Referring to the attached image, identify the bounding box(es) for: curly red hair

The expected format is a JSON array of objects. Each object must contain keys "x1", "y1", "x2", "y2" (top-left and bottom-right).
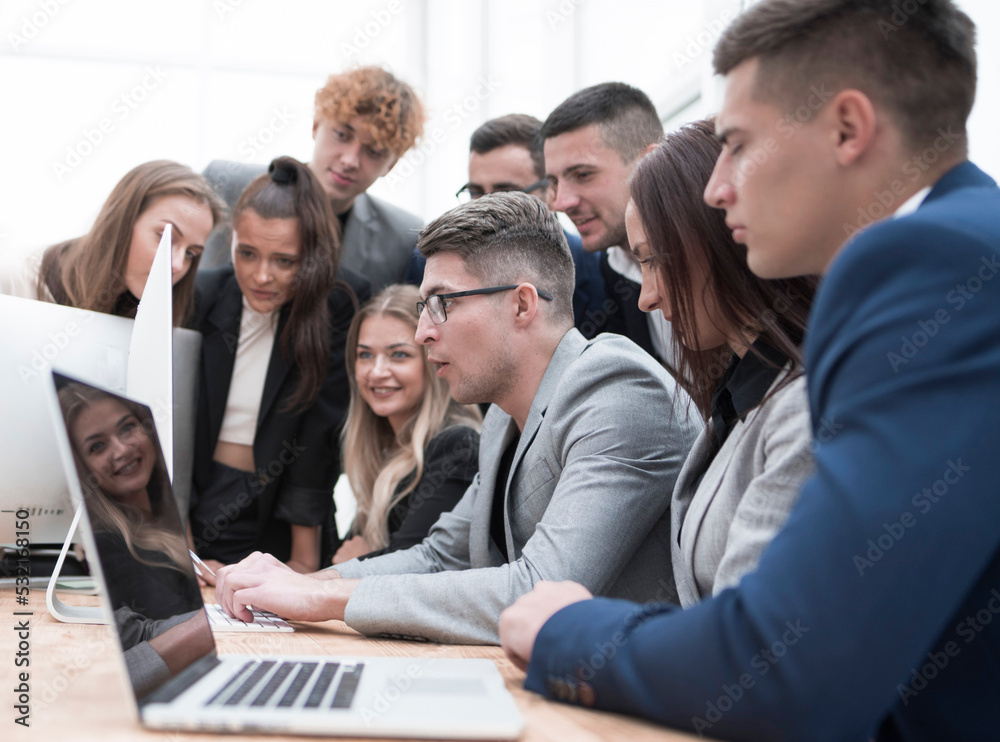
[{"x1": 314, "y1": 66, "x2": 424, "y2": 158}]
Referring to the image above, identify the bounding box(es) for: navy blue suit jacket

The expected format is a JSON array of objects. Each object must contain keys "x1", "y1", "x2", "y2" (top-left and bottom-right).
[
  {"x1": 525, "y1": 162, "x2": 1000, "y2": 741},
  {"x1": 404, "y1": 230, "x2": 607, "y2": 338}
]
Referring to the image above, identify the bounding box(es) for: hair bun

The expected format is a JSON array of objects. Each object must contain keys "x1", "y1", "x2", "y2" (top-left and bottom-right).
[{"x1": 268, "y1": 158, "x2": 298, "y2": 185}]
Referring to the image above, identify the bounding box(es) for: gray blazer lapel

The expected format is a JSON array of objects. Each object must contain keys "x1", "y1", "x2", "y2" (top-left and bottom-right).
[
  {"x1": 469, "y1": 410, "x2": 519, "y2": 566},
  {"x1": 501, "y1": 330, "x2": 588, "y2": 557},
  {"x1": 671, "y1": 427, "x2": 715, "y2": 605}
]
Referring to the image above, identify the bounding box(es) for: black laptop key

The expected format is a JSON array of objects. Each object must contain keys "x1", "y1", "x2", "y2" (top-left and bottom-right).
[
  {"x1": 206, "y1": 661, "x2": 256, "y2": 706},
  {"x1": 331, "y1": 664, "x2": 365, "y2": 709},
  {"x1": 224, "y1": 661, "x2": 276, "y2": 706},
  {"x1": 277, "y1": 662, "x2": 318, "y2": 707},
  {"x1": 304, "y1": 662, "x2": 340, "y2": 708},
  {"x1": 250, "y1": 662, "x2": 296, "y2": 707}
]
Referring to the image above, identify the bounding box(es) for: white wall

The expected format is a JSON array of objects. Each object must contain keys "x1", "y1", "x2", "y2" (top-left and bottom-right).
[{"x1": 0, "y1": 0, "x2": 996, "y2": 260}]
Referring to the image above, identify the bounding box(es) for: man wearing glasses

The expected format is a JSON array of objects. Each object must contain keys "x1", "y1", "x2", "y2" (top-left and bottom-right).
[
  {"x1": 406, "y1": 114, "x2": 607, "y2": 337},
  {"x1": 215, "y1": 191, "x2": 699, "y2": 645}
]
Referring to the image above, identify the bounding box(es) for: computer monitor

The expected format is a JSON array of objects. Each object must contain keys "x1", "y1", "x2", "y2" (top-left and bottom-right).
[{"x1": 0, "y1": 294, "x2": 200, "y2": 549}]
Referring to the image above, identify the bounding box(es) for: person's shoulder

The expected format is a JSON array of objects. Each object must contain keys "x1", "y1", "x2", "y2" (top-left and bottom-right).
[
  {"x1": 751, "y1": 371, "x2": 810, "y2": 431},
  {"x1": 578, "y1": 332, "x2": 670, "y2": 378},
  {"x1": 427, "y1": 424, "x2": 480, "y2": 454},
  {"x1": 330, "y1": 265, "x2": 372, "y2": 310},
  {"x1": 358, "y1": 193, "x2": 423, "y2": 232},
  {"x1": 193, "y1": 266, "x2": 237, "y2": 311},
  {"x1": 549, "y1": 331, "x2": 689, "y2": 418},
  {"x1": 423, "y1": 425, "x2": 480, "y2": 467}
]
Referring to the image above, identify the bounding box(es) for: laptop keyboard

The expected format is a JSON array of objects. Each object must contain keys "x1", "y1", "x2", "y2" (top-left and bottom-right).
[
  {"x1": 207, "y1": 660, "x2": 364, "y2": 710},
  {"x1": 204, "y1": 603, "x2": 293, "y2": 632}
]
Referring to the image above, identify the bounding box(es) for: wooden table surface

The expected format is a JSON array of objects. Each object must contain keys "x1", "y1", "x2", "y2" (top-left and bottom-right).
[{"x1": 2, "y1": 585, "x2": 702, "y2": 742}]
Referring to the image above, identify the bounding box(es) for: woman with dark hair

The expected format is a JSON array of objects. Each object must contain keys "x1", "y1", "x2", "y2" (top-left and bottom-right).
[
  {"x1": 189, "y1": 156, "x2": 370, "y2": 577},
  {"x1": 626, "y1": 118, "x2": 818, "y2": 606},
  {"x1": 334, "y1": 284, "x2": 481, "y2": 564},
  {"x1": 1, "y1": 160, "x2": 225, "y2": 327}
]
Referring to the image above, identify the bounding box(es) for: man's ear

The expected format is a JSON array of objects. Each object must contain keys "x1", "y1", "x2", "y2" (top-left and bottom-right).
[
  {"x1": 829, "y1": 89, "x2": 878, "y2": 167},
  {"x1": 312, "y1": 119, "x2": 320, "y2": 139},
  {"x1": 512, "y1": 283, "x2": 540, "y2": 327}
]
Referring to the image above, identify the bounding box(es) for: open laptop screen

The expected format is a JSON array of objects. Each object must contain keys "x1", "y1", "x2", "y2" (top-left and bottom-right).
[{"x1": 52, "y1": 371, "x2": 215, "y2": 699}]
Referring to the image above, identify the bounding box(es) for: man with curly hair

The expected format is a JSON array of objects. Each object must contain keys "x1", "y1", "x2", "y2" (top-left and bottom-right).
[{"x1": 203, "y1": 66, "x2": 425, "y2": 292}]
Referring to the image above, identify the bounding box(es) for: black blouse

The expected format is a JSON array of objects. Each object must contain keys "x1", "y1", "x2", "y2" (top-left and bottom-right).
[{"x1": 359, "y1": 425, "x2": 480, "y2": 559}]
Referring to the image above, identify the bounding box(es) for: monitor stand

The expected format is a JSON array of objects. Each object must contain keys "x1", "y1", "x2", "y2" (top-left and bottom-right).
[{"x1": 46, "y1": 508, "x2": 105, "y2": 624}]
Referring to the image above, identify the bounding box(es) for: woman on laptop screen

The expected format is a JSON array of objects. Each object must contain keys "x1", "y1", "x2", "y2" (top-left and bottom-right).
[
  {"x1": 333, "y1": 284, "x2": 481, "y2": 564},
  {"x1": 188, "y1": 156, "x2": 369, "y2": 578},
  {"x1": 58, "y1": 382, "x2": 201, "y2": 620},
  {"x1": 1, "y1": 161, "x2": 224, "y2": 327}
]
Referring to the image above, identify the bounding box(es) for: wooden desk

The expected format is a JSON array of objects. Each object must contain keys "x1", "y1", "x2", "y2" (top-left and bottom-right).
[{"x1": 2, "y1": 586, "x2": 700, "y2": 742}]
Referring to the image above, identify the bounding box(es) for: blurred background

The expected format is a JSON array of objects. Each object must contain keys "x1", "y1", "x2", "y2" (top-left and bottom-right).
[{"x1": 1, "y1": 0, "x2": 997, "y2": 259}]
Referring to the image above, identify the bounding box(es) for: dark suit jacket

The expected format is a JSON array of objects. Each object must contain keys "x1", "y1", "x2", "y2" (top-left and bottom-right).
[
  {"x1": 200, "y1": 160, "x2": 421, "y2": 293},
  {"x1": 598, "y1": 251, "x2": 657, "y2": 360},
  {"x1": 191, "y1": 267, "x2": 371, "y2": 563},
  {"x1": 526, "y1": 162, "x2": 1000, "y2": 741}
]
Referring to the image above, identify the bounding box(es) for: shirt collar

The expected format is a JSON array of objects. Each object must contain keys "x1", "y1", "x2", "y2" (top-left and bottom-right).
[{"x1": 893, "y1": 186, "x2": 932, "y2": 219}]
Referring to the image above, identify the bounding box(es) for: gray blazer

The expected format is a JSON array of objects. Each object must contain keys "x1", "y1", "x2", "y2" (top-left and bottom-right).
[
  {"x1": 670, "y1": 372, "x2": 814, "y2": 608},
  {"x1": 200, "y1": 160, "x2": 422, "y2": 292},
  {"x1": 335, "y1": 329, "x2": 702, "y2": 644}
]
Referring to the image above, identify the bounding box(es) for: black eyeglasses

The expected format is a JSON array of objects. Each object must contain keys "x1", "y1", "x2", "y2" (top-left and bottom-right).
[
  {"x1": 416, "y1": 285, "x2": 554, "y2": 324},
  {"x1": 455, "y1": 179, "x2": 551, "y2": 203}
]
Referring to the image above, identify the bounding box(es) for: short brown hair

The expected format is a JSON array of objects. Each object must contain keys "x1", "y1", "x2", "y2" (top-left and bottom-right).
[
  {"x1": 417, "y1": 191, "x2": 575, "y2": 325},
  {"x1": 314, "y1": 66, "x2": 424, "y2": 158},
  {"x1": 470, "y1": 114, "x2": 545, "y2": 180},
  {"x1": 713, "y1": 0, "x2": 976, "y2": 156},
  {"x1": 541, "y1": 82, "x2": 663, "y2": 164}
]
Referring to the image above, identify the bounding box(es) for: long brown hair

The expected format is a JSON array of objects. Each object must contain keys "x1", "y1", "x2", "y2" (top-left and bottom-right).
[
  {"x1": 232, "y1": 156, "x2": 341, "y2": 411},
  {"x1": 40, "y1": 160, "x2": 225, "y2": 326},
  {"x1": 629, "y1": 118, "x2": 817, "y2": 418},
  {"x1": 341, "y1": 285, "x2": 481, "y2": 550}
]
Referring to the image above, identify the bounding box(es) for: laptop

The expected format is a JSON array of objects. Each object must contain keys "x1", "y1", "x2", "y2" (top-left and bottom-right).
[{"x1": 47, "y1": 370, "x2": 524, "y2": 739}]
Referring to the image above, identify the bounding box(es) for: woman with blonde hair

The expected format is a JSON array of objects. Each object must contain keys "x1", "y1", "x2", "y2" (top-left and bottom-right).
[
  {"x1": 58, "y1": 382, "x2": 200, "y2": 620},
  {"x1": 2, "y1": 160, "x2": 224, "y2": 327},
  {"x1": 334, "y1": 284, "x2": 481, "y2": 563}
]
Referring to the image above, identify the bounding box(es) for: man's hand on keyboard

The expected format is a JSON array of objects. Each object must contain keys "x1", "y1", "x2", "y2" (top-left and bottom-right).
[{"x1": 216, "y1": 551, "x2": 359, "y2": 624}]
